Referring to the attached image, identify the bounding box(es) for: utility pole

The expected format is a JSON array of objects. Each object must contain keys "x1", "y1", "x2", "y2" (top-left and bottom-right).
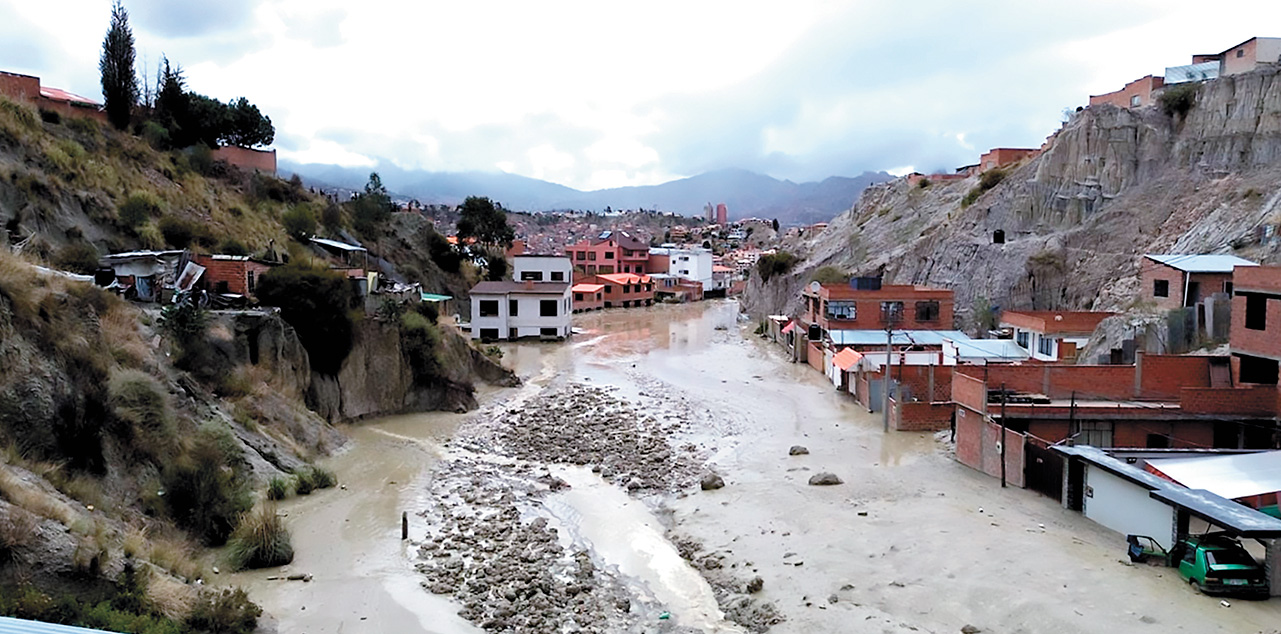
[
  {"x1": 1000, "y1": 382, "x2": 1008, "y2": 488},
  {"x1": 1067, "y1": 390, "x2": 1077, "y2": 445},
  {"x1": 882, "y1": 305, "x2": 900, "y2": 432}
]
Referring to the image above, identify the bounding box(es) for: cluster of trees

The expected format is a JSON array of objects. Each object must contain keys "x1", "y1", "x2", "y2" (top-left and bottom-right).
[{"x1": 99, "y1": 2, "x2": 273, "y2": 147}]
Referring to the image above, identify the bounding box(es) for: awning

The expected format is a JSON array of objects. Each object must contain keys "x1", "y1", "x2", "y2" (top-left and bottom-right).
[
  {"x1": 421, "y1": 293, "x2": 453, "y2": 302},
  {"x1": 1148, "y1": 451, "x2": 1281, "y2": 500},
  {"x1": 1150, "y1": 488, "x2": 1281, "y2": 537},
  {"x1": 834, "y1": 348, "x2": 863, "y2": 371},
  {"x1": 781, "y1": 320, "x2": 796, "y2": 334}
]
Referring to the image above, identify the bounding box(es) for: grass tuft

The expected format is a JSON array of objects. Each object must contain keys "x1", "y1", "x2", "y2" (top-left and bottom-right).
[{"x1": 226, "y1": 505, "x2": 294, "y2": 570}]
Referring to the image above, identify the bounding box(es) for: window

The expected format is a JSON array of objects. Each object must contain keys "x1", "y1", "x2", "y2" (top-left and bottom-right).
[
  {"x1": 604, "y1": 285, "x2": 613, "y2": 293},
  {"x1": 605, "y1": 251, "x2": 615, "y2": 259},
  {"x1": 1130, "y1": 94, "x2": 1141, "y2": 107},
  {"x1": 1237, "y1": 49, "x2": 1245, "y2": 58},
  {"x1": 880, "y1": 301, "x2": 904, "y2": 323},
  {"x1": 540, "y1": 299, "x2": 558, "y2": 317},
  {"x1": 574, "y1": 293, "x2": 583, "y2": 301},
  {"x1": 1238, "y1": 354, "x2": 1279, "y2": 384},
  {"x1": 915, "y1": 300, "x2": 940, "y2": 322},
  {"x1": 1077, "y1": 421, "x2": 1114, "y2": 447},
  {"x1": 551, "y1": 271, "x2": 564, "y2": 282},
  {"x1": 825, "y1": 300, "x2": 857, "y2": 320},
  {"x1": 1146, "y1": 433, "x2": 1169, "y2": 449},
  {"x1": 575, "y1": 252, "x2": 585, "y2": 260},
  {"x1": 1037, "y1": 335, "x2": 1054, "y2": 356},
  {"x1": 509, "y1": 299, "x2": 519, "y2": 316},
  {"x1": 1224, "y1": 281, "x2": 1233, "y2": 295},
  {"x1": 540, "y1": 327, "x2": 558, "y2": 337},
  {"x1": 1153, "y1": 279, "x2": 1169, "y2": 298},
  {"x1": 520, "y1": 271, "x2": 543, "y2": 281},
  {"x1": 479, "y1": 300, "x2": 499, "y2": 317},
  {"x1": 479, "y1": 328, "x2": 499, "y2": 340},
  {"x1": 1245, "y1": 294, "x2": 1267, "y2": 330},
  {"x1": 247, "y1": 271, "x2": 256, "y2": 294},
  {"x1": 1016, "y1": 331, "x2": 1030, "y2": 349},
  {"x1": 589, "y1": 252, "x2": 597, "y2": 261},
  {"x1": 509, "y1": 328, "x2": 518, "y2": 339}
]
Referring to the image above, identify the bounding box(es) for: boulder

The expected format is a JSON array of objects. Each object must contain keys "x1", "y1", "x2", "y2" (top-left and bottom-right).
[
  {"x1": 788, "y1": 445, "x2": 810, "y2": 456},
  {"x1": 808, "y1": 473, "x2": 843, "y2": 486},
  {"x1": 700, "y1": 473, "x2": 726, "y2": 490}
]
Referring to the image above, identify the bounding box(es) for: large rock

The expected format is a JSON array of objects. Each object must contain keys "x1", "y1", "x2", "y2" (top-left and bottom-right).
[
  {"x1": 700, "y1": 473, "x2": 726, "y2": 490},
  {"x1": 788, "y1": 445, "x2": 809, "y2": 456},
  {"x1": 808, "y1": 472, "x2": 843, "y2": 486}
]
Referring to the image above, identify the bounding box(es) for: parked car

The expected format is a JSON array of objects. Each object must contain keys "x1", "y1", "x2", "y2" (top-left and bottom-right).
[{"x1": 1173, "y1": 533, "x2": 1268, "y2": 598}]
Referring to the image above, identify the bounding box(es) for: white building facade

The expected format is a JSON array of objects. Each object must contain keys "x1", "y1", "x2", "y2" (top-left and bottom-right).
[
  {"x1": 513, "y1": 254, "x2": 572, "y2": 283},
  {"x1": 470, "y1": 281, "x2": 571, "y2": 341},
  {"x1": 650, "y1": 247, "x2": 714, "y2": 291}
]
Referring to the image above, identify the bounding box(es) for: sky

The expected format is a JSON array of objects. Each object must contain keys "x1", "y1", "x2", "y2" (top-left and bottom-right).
[{"x1": 5, "y1": 0, "x2": 1281, "y2": 191}]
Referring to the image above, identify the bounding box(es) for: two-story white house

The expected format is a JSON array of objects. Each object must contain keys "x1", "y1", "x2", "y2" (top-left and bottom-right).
[
  {"x1": 649, "y1": 247, "x2": 714, "y2": 291},
  {"x1": 513, "y1": 254, "x2": 572, "y2": 283},
  {"x1": 1000, "y1": 310, "x2": 1115, "y2": 363},
  {"x1": 469, "y1": 280, "x2": 572, "y2": 342}
]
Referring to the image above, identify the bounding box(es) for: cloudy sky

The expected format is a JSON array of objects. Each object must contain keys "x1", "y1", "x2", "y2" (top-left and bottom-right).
[{"x1": 5, "y1": 1, "x2": 1281, "y2": 190}]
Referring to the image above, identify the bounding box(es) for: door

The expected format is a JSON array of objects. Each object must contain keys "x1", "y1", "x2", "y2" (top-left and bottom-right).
[
  {"x1": 1024, "y1": 440, "x2": 1064, "y2": 501},
  {"x1": 868, "y1": 379, "x2": 883, "y2": 413}
]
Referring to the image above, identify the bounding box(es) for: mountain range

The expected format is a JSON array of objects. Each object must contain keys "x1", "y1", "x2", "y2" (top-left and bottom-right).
[{"x1": 281, "y1": 161, "x2": 892, "y2": 227}]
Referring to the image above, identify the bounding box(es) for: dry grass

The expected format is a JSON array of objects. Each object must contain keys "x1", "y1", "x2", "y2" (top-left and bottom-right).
[
  {"x1": 226, "y1": 504, "x2": 293, "y2": 570},
  {"x1": 147, "y1": 532, "x2": 206, "y2": 581},
  {"x1": 0, "y1": 504, "x2": 39, "y2": 561},
  {"x1": 0, "y1": 465, "x2": 79, "y2": 525},
  {"x1": 101, "y1": 302, "x2": 152, "y2": 367},
  {"x1": 145, "y1": 566, "x2": 198, "y2": 619}
]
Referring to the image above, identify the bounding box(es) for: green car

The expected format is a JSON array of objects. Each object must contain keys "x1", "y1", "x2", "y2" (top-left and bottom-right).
[{"x1": 1174, "y1": 533, "x2": 1269, "y2": 598}]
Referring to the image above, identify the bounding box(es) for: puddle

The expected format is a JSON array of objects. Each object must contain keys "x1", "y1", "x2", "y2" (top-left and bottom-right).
[{"x1": 543, "y1": 466, "x2": 746, "y2": 633}]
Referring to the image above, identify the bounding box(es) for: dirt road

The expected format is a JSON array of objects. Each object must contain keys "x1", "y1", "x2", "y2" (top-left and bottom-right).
[{"x1": 237, "y1": 300, "x2": 1281, "y2": 633}]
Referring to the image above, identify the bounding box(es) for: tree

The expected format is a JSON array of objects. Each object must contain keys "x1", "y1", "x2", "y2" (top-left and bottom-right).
[
  {"x1": 256, "y1": 262, "x2": 355, "y2": 375},
  {"x1": 772, "y1": 218, "x2": 780, "y2": 232},
  {"x1": 99, "y1": 1, "x2": 138, "y2": 130},
  {"x1": 456, "y1": 196, "x2": 514, "y2": 248},
  {"x1": 224, "y1": 97, "x2": 274, "y2": 147},
  {"x1": 281, "y1": 205, "x2": 317, "y2": 240},
  {"x1": 350, "y1": 172, "x2": 394, "y2": 235}
]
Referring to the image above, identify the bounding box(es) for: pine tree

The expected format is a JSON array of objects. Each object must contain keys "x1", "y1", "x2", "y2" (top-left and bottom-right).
[{"x1": 99, "y1": 1, "x2": 138, "y2": 130}]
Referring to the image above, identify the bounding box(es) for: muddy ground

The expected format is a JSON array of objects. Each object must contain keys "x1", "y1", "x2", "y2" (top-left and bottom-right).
[{"x1": 233, "y1": 300, "x2": 1281, "y2": 634}]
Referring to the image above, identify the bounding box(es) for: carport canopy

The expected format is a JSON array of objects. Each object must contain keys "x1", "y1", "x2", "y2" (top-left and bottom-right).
[{"x1": 1151, "y1": 487, "x2": 1281, "y2": 538}]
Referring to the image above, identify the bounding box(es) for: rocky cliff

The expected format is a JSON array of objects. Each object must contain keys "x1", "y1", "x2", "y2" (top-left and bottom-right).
[{"x1": 743, "y1": 67, "x2": 1281, "y2": 325}]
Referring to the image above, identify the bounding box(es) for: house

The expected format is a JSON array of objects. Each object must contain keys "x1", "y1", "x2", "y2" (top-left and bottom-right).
[
  {"x1": 189, "y1": 254, "x2": 276, "y2": 298},
  {"x1": 1165, "y1": 53, "x2": 1221, "y2": 84},
  {"x1": 577, "y1": 273, "x2": 654, "y2": 308},
  {"x1": 1217, "y1": 37, "x2": 1281, "y2": 77},
  {"x1": 0, "y1": 70, "x2": 107, "y2": 123},
  {"x1": 565, "y1": 231, "x2": 650, "y2": 276},
  {"x1": 1230, "y1": 265, "x2": 1281, "y2": 386},
  {"x1": 99, "y1": 250, "x2": 187, "y2": 302},
  {"x1": 649, "y1": 247, "x2": 714, "y2": 291},
  {"x1": 1088, "y1": 75, "x2": 1165, "y2": 109},
  {"x1": 801, "y1": 279, "x2": 954, "y2": 337},
  {"x1": 469, "y1": 280, "x2": 571, "y2": 341},
  {"x1": 651, "y1": 274, "x2": 704, "y2": 302},
  {"x1": 979, "y1": 148, "x2": 1038, "y2": 173},
  {"x1": 311, "y1": 237, "x2": 369, "y2": 275},
  {"x1": 1000, "y1": 310, "x2": 1116, "y2": 362},
  {"x1": 1142, "y1": 254, "x2": 1257, "y2": 310},
  {"x1": 571, "y1": 283, "x2": 604, "y2": 312},
  {"x1": 513, "y1": 254, "x2": 572, "y2": 283}
]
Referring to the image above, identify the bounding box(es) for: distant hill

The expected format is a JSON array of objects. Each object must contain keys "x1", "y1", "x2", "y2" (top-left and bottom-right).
[{"x1": 281, "y1": 161, "x2": 891, "y2": 226}]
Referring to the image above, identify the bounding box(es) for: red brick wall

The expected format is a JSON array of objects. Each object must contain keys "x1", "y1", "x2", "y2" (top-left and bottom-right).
[
  {"x1": 892, "y1": 400, "x2": 954, "y2": 431},
  {"x1": 212, "y1": 146, "x2": 276, "y2": 174},
  {"x1": 1141, "y1": 261, "x2": 1185, "y2": 311},
  {"x1": 955, "y1": 407, "x2": 1025, "y2": 487},
  {"x1": 1140, "y1": 355, "x2": 1210, "y2": 399},
  {"x1": 891, "y1": 363, "x2": 952, "y2": 402},
  {"x1": 807, "y1": 342, "x2": 824, "y2": 373},
  {"x1": 1181, "y1": 386, "x2": 1278, "y2": 416},
  {"x1": 1231, "y1": 266, "x2": 1281, "y2": 361},
  {"x1": 0, "y1": 71, "x2": 40, "y2": 102},
  {"x1": 952, "y1": 372, "x2": 988, "y2": 413},
  {"x1": 1088, "y1": 75, "x2": 1164, "y2": 109},
  {"x1": 1044, "y1": 365, "x2": 1135, "y2": 399}
]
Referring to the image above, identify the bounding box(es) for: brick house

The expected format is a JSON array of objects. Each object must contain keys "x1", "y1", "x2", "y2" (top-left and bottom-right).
[
  {"x1": 1231, "y1": 265, "x2": 1281, "y2": 387},
  {"x1": 0, "y1": 70, "x2": 107, "y2": 123},
  {"x1": 565, "y1": 231, "x2": 650, "y2": 276},
  {"x1": 1142, "y1": 254, "x2": 1257, "y2": 310},
  {"x1": 800, "y1": 280, "x2": 954, "y2": 335},
  {"x1": 1088, "y1": 74, "x2": 1165, "y2": 109},
  {"x1": 189, "y1": 254, "x2": 276, "y2": 297},
  {"x1": 1000, "y1": 310, "x2": 1115, "y2": 362},
  {"x1": 578, "y1": 273, "x2": 654, "y2": 308},
  {"x1": 571, "y1": 283, "x2": 604, "y2": 312},
  {"x1": 979, "y1": 148, "x2": 1038, "y2": 173},
  {"x1": 1218, "y1": 37, "x2": 1281, "y2": 77}
]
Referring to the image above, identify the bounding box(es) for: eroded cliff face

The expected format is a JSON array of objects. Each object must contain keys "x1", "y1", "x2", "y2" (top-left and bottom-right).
[
  {"x1": 744, "y1": 67, "x2": 1281, "y2": 325},
  {"x1": 225, "y1": 311, "x2": 517, "y2": 423}
]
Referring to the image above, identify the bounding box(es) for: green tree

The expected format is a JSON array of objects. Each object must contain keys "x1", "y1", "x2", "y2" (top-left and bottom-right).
[
  {"x1": 281, "y1": 205, "x2": 317, "y2": 240},
  {"x1": 456, "y1": 196, "x2": 514, "y2": 248},
  {"x1": 256, "y1": 262, "x2": 355, "y2": 375},
  {"x1": 99, "y1": 1, "x2": 138, "y2": 130},
  {"x1": 771, "y1": 218, "x2": 779, "y2": 232},
  {"x1": 224, "y1": 97, "x2": 274, "y2": 147},
  {"x1": 349, "y1": 172, "x2": 394, "y2": 235}
]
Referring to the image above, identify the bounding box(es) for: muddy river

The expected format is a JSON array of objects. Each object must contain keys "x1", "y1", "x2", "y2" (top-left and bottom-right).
[{"x1": 231, "y1": 300, "x2": 1281, "y2": 633}]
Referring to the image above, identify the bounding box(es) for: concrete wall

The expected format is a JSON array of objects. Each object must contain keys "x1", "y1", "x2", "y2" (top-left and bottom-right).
[
  {"x1": 514, "y1": 256, "x2": 572, "y2": 283},
  {"x1": 1083, "y1": 466, "x2": 1175, "y2": 548}
]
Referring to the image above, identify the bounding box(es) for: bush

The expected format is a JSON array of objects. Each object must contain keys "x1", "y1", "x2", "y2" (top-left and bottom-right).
[
  {"x1": 266, "y1": 476, "x2": 292, "y2": 501},
  {"x1": 916, "y1": 177, "x2": 930, "y2": 188},
  {"x1": 321, "y1": 201, "x2": 343, "y2": 230},
  {"x1": 218, "y1": 238, "x2": 249, "y2": 256},
  {"x1": 424, "y1": 228, "x2": 462, "y2": 273},
  {"x1": 226, "y1": 505, "x2": 294, "y2": 570},
  {"x1": 256, "y1": 262, "x2": 356, "y2": 375},
  {"x1": 756, "y1": 252, "x2": 797, "y2": 282},
  {"x1": 809, "y1": 266, "x2": 847, "y2": 285},
  {"x1": 54, "y1": 242, "x2": 101, "y2": 274},
  {"x1": 281, "y1": 205, "x2": 317, "y2": 240},
  {"x1": 1159, "y1": 83, "x2": 1199, "y2": 118},
  {"x1": 141, "y1": 121, "x2": 170, "y2": 149},
  {"x1": 0, "y1": 507, "x2": 38, "y2": 563},
  {"x1": 293, "y1": 470, "x2": 315, "y2": 496},
  {"x1": 185, "y1": 588, "x2": 261, "y2": 634},
  {"x1": 118, "y1": 191, "x2": 163, "y2": 229},
  {"x1": 107, "y1": 368, "x2": 174, "y2": 460},
  {"x1": 158, "y1": 216, "x2": 195, "y2": 248},
  {"x1": 400, "y1": 310, "x2": 442, "y2": 382},
  {"x1": 162, "y1": 425, "x2": 252, "y2": 546},
  {"x1": 962, "y1": 168, "x2": 1007, "y2": 208}
]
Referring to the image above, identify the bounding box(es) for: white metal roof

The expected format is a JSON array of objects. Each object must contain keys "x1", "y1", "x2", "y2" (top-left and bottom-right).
[
  {"x1": 0, "y1": 616, "x2": 116, "y2": 633},
  {"x1": 310, "y1": 237, "x2": 367, "y2": 252},
  {"x1": 948, "y1": 338, "x2": 1031, "y2": 361},
  {"x1": 829, "y1": 329, "x2": 971, "y2": 346},
  {"x1": 1144, "y1": 254, "x2": 1258, "y2": 273},
  {"x1": 1147, "y1": 451, "x2": 1281, "y2": 500}
]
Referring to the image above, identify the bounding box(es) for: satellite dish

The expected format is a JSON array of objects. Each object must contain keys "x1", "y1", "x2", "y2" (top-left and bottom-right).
[{"x1": 809, "y1": 281, "x2": 822, "y2": 293}]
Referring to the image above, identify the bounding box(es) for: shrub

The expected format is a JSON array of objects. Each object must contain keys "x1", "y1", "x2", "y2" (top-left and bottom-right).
[
  {"x1": 141, "y1": 121, "x2": 170, "y2": 149},
  {"x1": 310, "y1": 466, "x2": 337, "y2": 489},
  {"x1": 0, "y1": 506, "x2": 38, "y2": 563},
  {"x1": 107, "y1": 368, "x2": 174, "y2": 460},
  {"x1": 184, "y1": 588, "x2": 261, "y2": 634},
  {"x1": 809, "y1": 266, "x2": 847, "y2": 285},
  {"x1": 424, "y1": 228, "x2": 461, "y2": 273},
  {"x1": 400, "y1": 310, "x2": 442, "y2": 382},
  {"x1": 281, "y1": 205, "x2": 317, "y2": 240},
  {"x1": 226, "y1": 505, "x2": 294, "y2": 570},
  {"x1": 266, "y1": 476, "x2": 292, "y2": 501},
  {"x1": 1159, "y1": 83, "x2": 1199, "y2": 118},
  {"x1": 218, "y1": 238, "x2": 249, "y2": 256},
  {"x1": 293, "y1": 470, "x2": 315, "y2": 496},
  {"x1": 962, "y1": 168, "x2": 1007, "y2": 208},
  {"x1": 158, "y1": 216, "x2": 195, "y2": 248},
  {"x1": 916, "y1": 177, "x2": 930, "y2": 189},
  {"x1": 251, "y1": 173, "x2": 306, "y2": 204},
  {"x1": 321, "y1": 201, "x2": 343, "y2": 229},
  {"x1": 54, "y1": 242, "x2": 101, "y2": 274},
  {"x1": 256, "y1": 262, "x2": 356, "y2": 375},
  {"x1": 65, "y1": 116, "x2": 101, "y2": 137},
  {"x1": 118, "y1": 191, "x2": 163, "y2": 229},
  {"x1": 756, "y1": 252, "x2": 797, "y2": 282},
  {"x1": 162, "y1": 426, "x2": 252, "y2": 546},
  {"x1": 138, "y1": 222, "x2": 165, "y2": 249}
]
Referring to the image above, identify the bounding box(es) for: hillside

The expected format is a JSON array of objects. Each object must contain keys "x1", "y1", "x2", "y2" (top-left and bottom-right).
[
  {"x1": 284, "y1": 160, "x2": 891, "y2": 226},
  {"x1": 743, "y1": 68, "x2": 1281, "y2": 327},
  {"x1": 0, "y1": 96, "x2": 514, "y2": 629}
]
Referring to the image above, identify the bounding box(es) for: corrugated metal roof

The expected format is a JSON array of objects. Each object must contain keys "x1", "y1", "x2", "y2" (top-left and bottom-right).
[
  {"x1": 1147, "y1": 451, "x2": 1281, "y2": 500},
  {"x1": 1144, "y1": 254, "x2": 1258, "y2": 273},
  {"x1": 38, "y1": 87, "x2": 100, "y2": 106},
  {"x1": 833, "y1": 348, "x2": 862, "y2": 371},
  {"x1": 0, "y1": 616, "x2": 116, "y2": 633},
  {"x1": 828, "y1": 329, "x2": 971, "y2": 346},
  {"x1": 310, "y1": 237, "x2": 366, "y2": 252},
  {"x1": 420, "y1": 293, "x2": 452, "y2": 302},
  {"x1": 949, "y1": 338, "x2": 1030, "y2": 360}
]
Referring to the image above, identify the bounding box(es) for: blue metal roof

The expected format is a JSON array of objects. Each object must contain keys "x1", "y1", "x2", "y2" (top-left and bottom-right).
[{"x1": 0, "y1": 616, "x2": 117, "y2": 633}]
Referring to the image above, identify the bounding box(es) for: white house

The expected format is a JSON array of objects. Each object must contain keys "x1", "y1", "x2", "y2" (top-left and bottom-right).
[
  {"x1": 470, "y1": 280, "x2": 572, "y2": 341},
  {"x1": 650, "y1": 247, "x2": 714, "y2": 290},
  {"x1": 512, "y1": 254, "x2": 572, "y2": 283}
]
